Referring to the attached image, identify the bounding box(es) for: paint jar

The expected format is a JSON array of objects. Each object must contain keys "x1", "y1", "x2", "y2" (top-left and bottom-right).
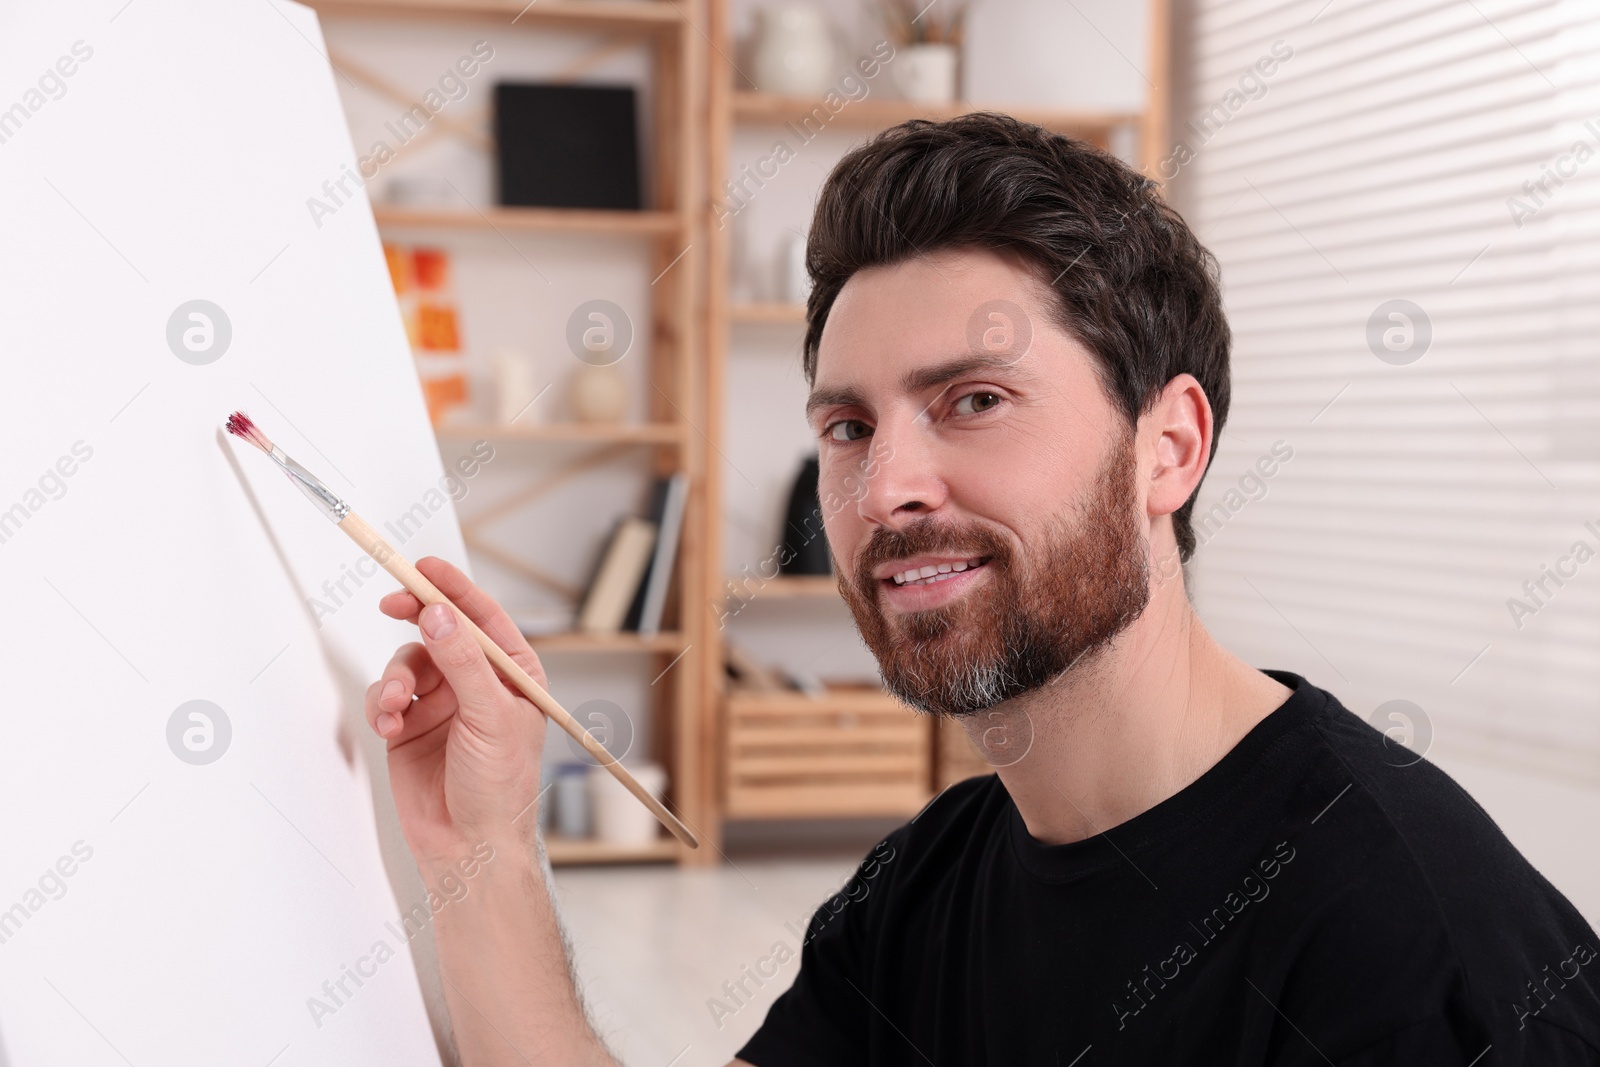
[{"x1": 592, "y1": 762, "x2": 667, "y2": 846}]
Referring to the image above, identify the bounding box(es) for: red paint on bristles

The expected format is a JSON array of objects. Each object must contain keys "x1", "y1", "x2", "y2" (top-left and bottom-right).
[{"x1": 225, "y1": 411, "x2": 274, "y2": 454}]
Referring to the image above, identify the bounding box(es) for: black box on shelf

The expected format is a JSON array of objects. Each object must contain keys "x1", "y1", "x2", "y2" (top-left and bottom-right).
[{"x1": 493, "y1": 82, "x2": 641, "y2": 210}]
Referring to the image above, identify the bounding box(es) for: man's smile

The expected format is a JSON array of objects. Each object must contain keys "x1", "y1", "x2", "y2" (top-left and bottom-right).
[{"x1": 878, "y1": 555, "x2": 993, "y2": 611}]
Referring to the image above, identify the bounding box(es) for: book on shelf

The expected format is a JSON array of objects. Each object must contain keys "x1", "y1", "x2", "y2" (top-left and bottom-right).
[
  {"x1": 577, "y1": 515, "x2": 658, "y2": 634},
  {"x1": 511, "y1": 604, "x2": 577, "y2": 637},
  {"x1": 622, "y1": 471, "x2": 689, "y2": 636}
]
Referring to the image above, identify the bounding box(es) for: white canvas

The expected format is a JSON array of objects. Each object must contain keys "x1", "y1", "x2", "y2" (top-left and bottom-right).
[{"x1": 0, "y1": 2, "x2": 465, "y2": 1062}]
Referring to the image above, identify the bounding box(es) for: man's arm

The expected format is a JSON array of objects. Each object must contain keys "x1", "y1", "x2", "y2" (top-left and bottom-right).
[
  {"x1": 426, "y1": 836, "x2": 612, "y2": 1065},
  {"x1": 421, "y1": 823, "x2": 760, "y2": 1067},
  {"x1": 364, "y1": 559, "x2": 763, "y2": 1066}
]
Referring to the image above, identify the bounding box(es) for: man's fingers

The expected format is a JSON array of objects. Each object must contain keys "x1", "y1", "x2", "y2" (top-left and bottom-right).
[
  {"x1": 415, "y1": 557, "x2": 546, "y2": 686},
  {"x1": 386, "y1": 643, "x2": 444, "y2": 699},
  {"x1": 418, "y1": 602, "x2": 513, "y2": 726},
  {"x1": 376, "y1": 558, "x2": 547, "y2": 690},
  {"x1": 363, "y1": 643, "x2": 445, "y2": 740},
  {"x1": 380, "y1": 589, "x2": 423, "y2": 622}
]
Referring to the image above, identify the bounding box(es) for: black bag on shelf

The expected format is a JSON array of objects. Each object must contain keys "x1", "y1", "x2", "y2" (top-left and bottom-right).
[{"x1": 779, "y1": 453, "x2": 832, "y2": 576}]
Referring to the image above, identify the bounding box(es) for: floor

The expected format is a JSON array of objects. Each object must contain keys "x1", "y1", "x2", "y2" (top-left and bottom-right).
[{"x1": 551, "y1": 853, "x2": 862, "y2": 1067}]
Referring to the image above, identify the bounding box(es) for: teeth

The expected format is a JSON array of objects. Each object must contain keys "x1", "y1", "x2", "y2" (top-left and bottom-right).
[{"x1": 891, "y1": 557, "x2": 985, "y2": 586}]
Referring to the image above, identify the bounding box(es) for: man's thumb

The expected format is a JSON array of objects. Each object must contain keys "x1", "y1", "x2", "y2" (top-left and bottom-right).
[{"x1": 419, "y1": 602, "x2": 504, "y2": 722}]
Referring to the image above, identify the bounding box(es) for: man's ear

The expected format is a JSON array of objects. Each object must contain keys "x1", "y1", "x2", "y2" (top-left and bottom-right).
[{"x1": 1141, "y1": 373, "x2": 1214, "y2": 522}]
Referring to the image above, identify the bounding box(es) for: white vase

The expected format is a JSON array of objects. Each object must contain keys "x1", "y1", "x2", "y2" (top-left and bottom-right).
[
  {"x1": 492, "y1": 348, "x2": 539, "y2": 424},
  {"x1": 752, "y1": 3, "x2": 836, "y2": 97},
  {"x1": 898, "y1": 42, "x2": 959, "y2": 104},
  {"x1": 777, "y1": 230, "x2": 811, "y2": 304}
]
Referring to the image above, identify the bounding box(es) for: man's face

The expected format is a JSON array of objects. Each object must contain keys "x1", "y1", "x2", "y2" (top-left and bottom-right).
[{"x1": 807, "y1": 249, "x2": 1151, "y2": 718}]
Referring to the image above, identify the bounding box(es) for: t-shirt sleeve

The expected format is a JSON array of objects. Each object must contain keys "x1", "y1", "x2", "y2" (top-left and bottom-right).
[{"x1": 734, "y1": 834, "x2": 901, "y2": 1067}]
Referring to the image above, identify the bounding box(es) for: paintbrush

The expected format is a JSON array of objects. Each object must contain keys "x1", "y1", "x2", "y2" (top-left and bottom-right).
[{"x1": 225, "y1": 410, "x2": 698, "y2": 850}]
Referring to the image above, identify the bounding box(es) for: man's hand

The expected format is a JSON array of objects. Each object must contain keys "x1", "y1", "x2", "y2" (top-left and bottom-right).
[
  {"x1": 362, "y1": 558, "x2": 754, "y2": 1066},
  {"x1": 363, "y1": 556, "x2": 547, "y2": 866}
]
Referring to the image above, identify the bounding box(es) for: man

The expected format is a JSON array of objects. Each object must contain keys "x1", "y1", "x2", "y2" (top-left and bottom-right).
[{"x1": 364, "y1": 115, "x2": 1600, "y2": 1064}]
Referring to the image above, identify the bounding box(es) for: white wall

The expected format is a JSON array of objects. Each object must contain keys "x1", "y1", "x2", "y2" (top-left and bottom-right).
[{"x1": 1166, "y1": 0, "x2": 1600, "y2": 925}]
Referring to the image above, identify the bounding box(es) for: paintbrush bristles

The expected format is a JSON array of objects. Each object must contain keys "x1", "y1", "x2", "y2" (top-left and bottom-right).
[{"x1": 225, "y1": 411, "x2": 274, "y2": 454}]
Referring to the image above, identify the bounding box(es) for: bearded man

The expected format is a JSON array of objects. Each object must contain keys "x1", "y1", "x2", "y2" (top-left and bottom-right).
[{"x1": 363, "y1": 114, "x2": 1600, "y2": 1065}]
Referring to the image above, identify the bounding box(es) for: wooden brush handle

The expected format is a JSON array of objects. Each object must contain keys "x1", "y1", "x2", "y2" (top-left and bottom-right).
[{"x1": 338, "y1": 512, "x2": 699, "y2": 849}]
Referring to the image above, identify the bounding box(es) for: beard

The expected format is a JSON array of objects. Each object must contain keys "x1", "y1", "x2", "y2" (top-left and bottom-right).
[{"x1": 835, "y1": 431, "x2": 1150, "y2": 719}]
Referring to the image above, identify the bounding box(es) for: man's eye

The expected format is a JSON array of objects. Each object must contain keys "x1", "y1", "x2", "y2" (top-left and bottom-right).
[
  {"x1": 827, "y1": 420, "x2": 871, "y2": 442},
  {"x1": 954, "y1": 391, "x2": 1001, "y2": 415}
]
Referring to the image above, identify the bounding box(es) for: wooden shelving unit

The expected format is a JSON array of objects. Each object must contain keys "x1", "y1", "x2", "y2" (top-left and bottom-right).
[
  {"x1": 374, "y1": 205, "x2": 686, "y2": 236},
  {"x1": 733, "y1": 89, "x2": 1142, "y2": 136},
  {"x1": 724, "y1": 574, "x2": 839, "y2": 601},
  {"x1": 312, "y1": 0, "x2": 1172, "y2": 865},
  {"x1": 699, "y1": 0, "x2": 1172, "y2": 854},
  {"x1": 729, "y1": 301, "x2": 807, "y2": 325},
  {"x1": 310, "y1": 0, "x2": 708, "y2": 867}
]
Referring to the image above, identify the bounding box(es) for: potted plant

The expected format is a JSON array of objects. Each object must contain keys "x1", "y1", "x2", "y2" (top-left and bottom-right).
[{"x1": 879, "y1": 0, "x2": 969, "y2": 104}]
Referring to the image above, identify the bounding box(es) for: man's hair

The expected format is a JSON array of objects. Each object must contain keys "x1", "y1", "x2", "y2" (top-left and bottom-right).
[{"x1": 801, "y1": 112, "x2": 1231, "y2": 564}]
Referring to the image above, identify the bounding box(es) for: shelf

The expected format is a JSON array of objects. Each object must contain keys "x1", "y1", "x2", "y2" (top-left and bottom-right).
[
  {"x1": 312, "y1": 0, "x2": 714, "y2": 865},
  {"x1": 730, "y1": 302, "x2": 806, "y2": 324},
  {"x1": 374, "y1": 205, "x2": 686, "y2": 236},
  {"x1": 311, "y1": 0, "x2": 684, "y2": 31},
  {"x1": 435, "y1": 421, "x2": 685, "y2": 444},
  {"x1": 725, "y1": 574, "x2": 840, "y2": 602},
  {"x1": 727, "y1": 681, "x2": 910, "y2": 711},
  {"x1": 544, "y1": 834, "x2": 679, "y2": 867},
  {"x1": 732, "y1": 91, "x2": 1141, "y2": 136},
  {"x1": 524, "y1": 631, "x2": 687, "y2": 653}
]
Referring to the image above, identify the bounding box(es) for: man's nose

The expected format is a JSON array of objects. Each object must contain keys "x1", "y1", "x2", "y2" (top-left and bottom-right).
[{"x1": 852, "y1": 417, "x2": 949, "y2": 529}]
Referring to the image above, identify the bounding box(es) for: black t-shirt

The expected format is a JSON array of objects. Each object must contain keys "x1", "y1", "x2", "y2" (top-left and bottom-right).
[{"x1": 736, "y1": 670, "x2": 1600, "y2": 1065}]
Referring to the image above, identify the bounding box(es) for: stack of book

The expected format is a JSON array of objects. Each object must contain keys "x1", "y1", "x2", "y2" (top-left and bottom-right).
[{"x1": 576, "y1": 471, "x2": 690, "y2": 636}]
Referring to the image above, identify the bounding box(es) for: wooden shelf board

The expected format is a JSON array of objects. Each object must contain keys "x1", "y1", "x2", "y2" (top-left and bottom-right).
[
  {"x1": 375, "y1": 205, "x2": 686, "y2": 236},
  {"x1": 732, "y1": 91, "x2": 1141, "y2": 135},
  {"x1": 524, "y1": 631, "x2": 687, "y2": 653},
  {"x1": 311, "y1": 0, "x2": 683, "y2": 30},
  {"x1": 727, "y1": 682, "x2": 912, "y2": 712},
  {"x1": 435, "y1": 421, "x2": 685, "y2": 444},
  {"x1": 544, "y1": 834, "x2": 679, "y2": 866},
  {"x1": 730, "y1": 302, "x2": 806, "y2": 324},
  {"x1": 724, "y1": 574, "x2": 839, "y2": 601}
]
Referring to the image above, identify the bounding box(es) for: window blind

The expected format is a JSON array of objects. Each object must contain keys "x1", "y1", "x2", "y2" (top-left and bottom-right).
[{"x1": 1175, "y1": 0, "x2": 1600, "y2": 779}]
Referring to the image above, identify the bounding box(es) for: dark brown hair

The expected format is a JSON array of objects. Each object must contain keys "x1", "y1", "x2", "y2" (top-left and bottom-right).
[{"x1": 802, "y1": 112, "x2": 1231, "y2": 563}]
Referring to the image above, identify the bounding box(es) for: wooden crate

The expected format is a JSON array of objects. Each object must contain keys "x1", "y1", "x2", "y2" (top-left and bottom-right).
[{"x1": 724, "y1": 685, "x2": 932, "y2": 818}]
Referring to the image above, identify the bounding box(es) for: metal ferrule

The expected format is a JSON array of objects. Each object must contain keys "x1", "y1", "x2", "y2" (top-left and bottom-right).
[{"x1": 269, "y1": 446, "x2": 350, "y2": 522}]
